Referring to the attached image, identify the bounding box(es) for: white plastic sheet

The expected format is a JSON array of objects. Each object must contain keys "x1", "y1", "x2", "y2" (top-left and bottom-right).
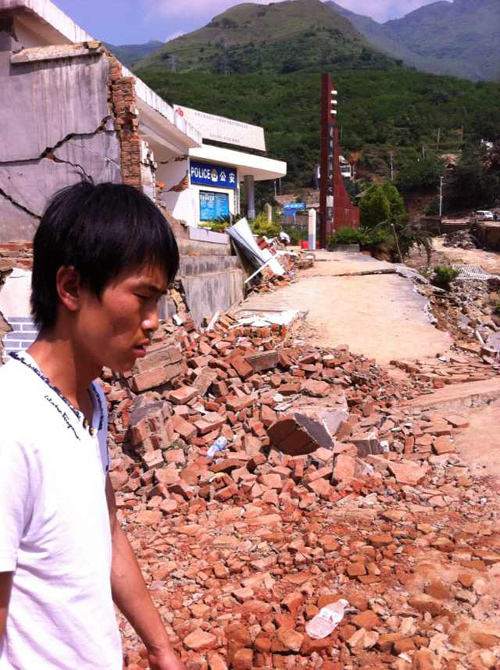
[{"x1": 227, "y1": 218, "x2": 284, "y2": 277}]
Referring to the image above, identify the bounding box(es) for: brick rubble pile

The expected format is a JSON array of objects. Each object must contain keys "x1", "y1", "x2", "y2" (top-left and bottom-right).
[
  {"x1": 101, "y1": 312, "x2": 500, "y2": 670},
  {"x1": 442, "y1": 232, "x2": 478, "y2": 251},
  {"x1": 425, "y1": 276, "x2": 500, "y2": 365},
  {"x1": 246, "y1": 246, "x2": 314, "y2": 296}
]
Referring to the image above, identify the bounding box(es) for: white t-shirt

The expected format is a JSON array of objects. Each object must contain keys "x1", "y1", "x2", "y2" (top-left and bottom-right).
[{"x1": 0, "y1": 352, "x2": 122, "y2": 669}]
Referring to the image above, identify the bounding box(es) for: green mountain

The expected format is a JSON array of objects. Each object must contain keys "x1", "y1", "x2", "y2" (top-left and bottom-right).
[
  {"x1": 128, "y1": 0, "x2": 500, "y2": 205},
  {"x1": 104, "y1": 40, "x2": 163, "y2": 68},
  {"x1": 134, "y1": 0, "x2": 398, "y2": 74},
  {"x1": 327, "y1": 0, "x2": 500, "y2": 81},
  {"x1": 326, "y1": 2, "x2": 432, "y2": 71}
]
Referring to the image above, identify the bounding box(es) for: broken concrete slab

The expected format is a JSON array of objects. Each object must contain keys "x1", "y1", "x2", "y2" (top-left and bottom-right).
[
  {"x1": 405, "y1": 377, "x2": 500, "y2": 412},
  {"x1": 243, "y1": 250, "x2": 451, "y2": 364}
]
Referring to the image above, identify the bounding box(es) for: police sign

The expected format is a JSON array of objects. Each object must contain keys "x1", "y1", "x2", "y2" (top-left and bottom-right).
[{"x1": 190, "y1": 160, "x2": 238, "y2": 189}]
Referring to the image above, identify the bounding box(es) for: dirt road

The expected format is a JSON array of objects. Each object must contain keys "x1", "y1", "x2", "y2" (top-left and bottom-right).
[
  {"x1": 244, "y1": 250, "x2": 450, "y2": 364},
  {"x1": 433, "y1": 237, "x2": 500, "y2": 274},
  {"x1": 454, "y1": 399, "x2": 500, "y2": 484}
]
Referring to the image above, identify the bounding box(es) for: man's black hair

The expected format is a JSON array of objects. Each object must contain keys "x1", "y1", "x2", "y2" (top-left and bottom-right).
[{"x1": 31, "y1": 181, "x2": 179, "y2": 331}]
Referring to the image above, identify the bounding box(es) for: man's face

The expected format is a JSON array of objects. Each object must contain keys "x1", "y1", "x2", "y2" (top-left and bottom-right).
[{"x1": 74, "y1": 265, "x2": 168, "y2": 373}]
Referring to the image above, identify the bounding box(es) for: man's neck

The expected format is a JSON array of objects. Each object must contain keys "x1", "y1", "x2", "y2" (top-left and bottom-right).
[{"x1": 27, "y1": 331, "x2": 100, "y2": 412}]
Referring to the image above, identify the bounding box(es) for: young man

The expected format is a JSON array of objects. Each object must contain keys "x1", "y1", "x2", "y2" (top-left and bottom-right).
[{"x1": 0, "y1": 182, "x2": 185, "y2": 669}]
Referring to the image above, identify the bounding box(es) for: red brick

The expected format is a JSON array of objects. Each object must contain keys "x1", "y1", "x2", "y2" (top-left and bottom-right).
[
  {"x1": 230, "y1": 356, "x2": 253, "y2": 380},
  {"x1": 245, "y1": 351, "x2": 280, "y2": 372},
  {"x1": 302, "y1": 379, "x2": 330, "y2": 397},
  {"x1": 388, "y1": 461, "x2": 428, "y2": 485},
  {"x1": 226, "y1": 395, "x2": 254, "y2": 412},
  {"x1": 171, "y1": 414, "x2": 197, "y2": 440},
  {"x1": 279, "y1": 382, "x2": 301, "y2": 396},
  {"x1": 168, "y1": 386, "x2": 198, "y2": 405},
  {"x1": 433, "y1": 436, "x2": 456, "y2": 455}
]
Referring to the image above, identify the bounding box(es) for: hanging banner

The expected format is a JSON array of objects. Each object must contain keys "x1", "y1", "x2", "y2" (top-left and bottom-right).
[
  {"x1": 190, "y1": 160, "x2": 238, "y2": 189},
  {"x1": 200, "y1": 191, "x2": 230, "y2": 221}
]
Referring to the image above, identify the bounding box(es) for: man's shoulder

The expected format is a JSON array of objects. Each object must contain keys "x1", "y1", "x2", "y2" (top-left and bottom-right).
[{"x1": 0, "y1": 356, "x2": 44, "y2": 412}]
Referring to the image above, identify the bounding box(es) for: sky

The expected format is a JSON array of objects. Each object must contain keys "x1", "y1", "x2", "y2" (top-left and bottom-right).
[{"x1": 54, "y1": 0, "x2": 448, "y2": 45}]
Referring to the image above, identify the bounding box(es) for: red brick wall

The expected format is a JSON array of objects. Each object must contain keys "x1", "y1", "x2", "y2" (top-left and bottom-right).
[
  {"x1": 107, "y1": 55, "x2": 142, "y2": 191},
  {"x1": 0, "y1": 242, "x2": 33, "y2": 270}
]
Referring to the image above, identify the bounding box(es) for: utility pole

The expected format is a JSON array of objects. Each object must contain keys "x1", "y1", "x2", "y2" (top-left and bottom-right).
[
  {"x1": 436, "y1": 127, "x2": 441, "y2": 151},
  {"x1": 439, "y1": 176, "x2": 444, "y2": 218},
  {"x1": 167, "y1": 54, "x2": 177, "y2": 72},
  {"x1": 389, "y1": 152, "x2": 394, "y2": 182}
]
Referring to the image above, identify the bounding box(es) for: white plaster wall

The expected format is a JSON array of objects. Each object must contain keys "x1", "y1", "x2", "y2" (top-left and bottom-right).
[
  {"x1": 0, "y1": 268, "x2": 31, "y2": 318},
  {"x1": 7, "y1": 0, "x2": 92, "y2": 43},
  {"x1": 156, "y1": 159, "x2": 239, "y2": 227},
  {"x1": 13, "y1": 17, "x2": 53, "y2": 47}
]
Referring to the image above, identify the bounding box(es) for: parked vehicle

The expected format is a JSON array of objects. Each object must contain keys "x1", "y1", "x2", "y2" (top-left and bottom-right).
[{"x1": 475, "y1": 210, "x2": 494, "y2": 220}]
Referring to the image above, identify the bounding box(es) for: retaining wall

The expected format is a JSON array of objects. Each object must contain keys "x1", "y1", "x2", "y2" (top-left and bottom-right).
[{"x1": 171, "y1": 223, "x2": 245, "y2": 326}]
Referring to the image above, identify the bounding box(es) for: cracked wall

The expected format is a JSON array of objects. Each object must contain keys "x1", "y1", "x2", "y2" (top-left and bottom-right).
[
  {"x1": 0, "y1": 39, "x2": 121, "y2": 241},
  {"x1": 107, "y1": 55, "x2": 143, "y2": 192}
]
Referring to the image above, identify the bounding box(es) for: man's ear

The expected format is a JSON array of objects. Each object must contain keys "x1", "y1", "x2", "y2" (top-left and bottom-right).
[{"x1": 56, "y1": 266, "x2": 82, "y2": 313}]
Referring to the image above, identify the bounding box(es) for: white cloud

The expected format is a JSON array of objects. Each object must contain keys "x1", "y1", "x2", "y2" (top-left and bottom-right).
[
  {"x1": 149, "y1": 0, "x2": 272, "y2": 21},
  {"x1": 165, "y1": 29, "x2": 186, "y2": 42},
  {"x1": 146, "y1": 0, "x2": 451, "y2": 28},
  {"x1": 331, "y1": 0, "x2": 451, "y2": 22}
]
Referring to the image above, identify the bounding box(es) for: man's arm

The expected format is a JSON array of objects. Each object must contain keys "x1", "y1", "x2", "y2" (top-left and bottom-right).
[
  {"x1": 105, "y1": 477, "x2": 184, "y2": 670},
  {"x1": 0, "y1": 573, "x2": 12, "y2": 642}
]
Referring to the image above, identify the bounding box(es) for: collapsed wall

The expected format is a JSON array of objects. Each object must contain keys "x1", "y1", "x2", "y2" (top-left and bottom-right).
[
  {"x1": 0, "y1": 35, "x2": 245, "y2": 323},
  {"x1": 0, "y1": 40, "x2": 122, "y2": 240}
]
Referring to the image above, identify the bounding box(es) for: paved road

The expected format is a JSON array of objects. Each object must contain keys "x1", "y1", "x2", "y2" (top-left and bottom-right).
[{"x1": 243, "y1": 250, "x2": 450, "y2": 365}]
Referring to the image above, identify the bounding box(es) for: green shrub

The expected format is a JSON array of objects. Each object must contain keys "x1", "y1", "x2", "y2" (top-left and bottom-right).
[
  {"x1": 424, "y1": 198, "x2": 440, "y2": 216},
  {"x1": 432, "y1": 265, "x2": 460, "y2": 290},
  {"x1": 250, "y1": 212, "x2": 280, "y2": 238},
  {"x1": 288, "y1": 230, "x2": 306, "y2": 244},
  {"x1": 199, "y1": 217, "x2": 229, "y2": 233},
  {"x1": 494, "y1": 302, "x2": 500, "y2": 316},
  {"x1": 328, "y1": 227, "x2": 366, "y2": 246}
]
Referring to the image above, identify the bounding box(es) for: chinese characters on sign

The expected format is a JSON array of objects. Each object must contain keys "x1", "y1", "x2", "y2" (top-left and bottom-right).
[
  {"x1": 199, "y1": 191, "x2": 230, "y2": 221},
  {"x1": 327, "y1": 124, "x2": 335, "y2": 219},
  {"x1": 177, "y1": 106, "x2": 266, "y2": 152},
  {"x1": 190, "y1": 161, "x2": 238, "y2": 189}
]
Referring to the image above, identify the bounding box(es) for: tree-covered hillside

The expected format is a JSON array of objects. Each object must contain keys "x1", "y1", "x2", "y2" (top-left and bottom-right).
[
  {"x1": 104, "y1": 40, "x2": 163, "y2": 68},
  {"x1": 328, "y1": 0, "x2": 500, "y2": 81},
  {"x1": 139, "y1": 68, "x2": 500, "y2": 190}
]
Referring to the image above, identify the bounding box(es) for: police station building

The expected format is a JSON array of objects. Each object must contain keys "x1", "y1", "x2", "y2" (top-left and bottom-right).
[{"x1": 157, "y1": 106, "x2": 287, "y2": 226}]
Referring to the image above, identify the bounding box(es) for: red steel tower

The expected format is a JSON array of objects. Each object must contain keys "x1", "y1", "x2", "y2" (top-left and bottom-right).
[{"x1": 319, "y1": 74, "x2": 360, "y2": 248}]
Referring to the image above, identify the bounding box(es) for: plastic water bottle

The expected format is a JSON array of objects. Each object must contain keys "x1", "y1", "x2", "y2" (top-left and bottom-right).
[
  {"x1": 207, "y1": 436, "x2": 228, "y2": 459},
  {"x1": 306, "y1": 599, "x2": 349, "y2": 640}
]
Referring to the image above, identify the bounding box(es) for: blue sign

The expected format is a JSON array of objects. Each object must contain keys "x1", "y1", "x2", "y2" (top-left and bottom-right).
[
  {"x1": 283, "y1": 202, "x2": 306, "y2": 214},
  {"x1": 200, "y1": 191, "x2": 230, "y2": 221},
  {"x1": 190, "y1": 160, "x2": 238, "y2": 189}
]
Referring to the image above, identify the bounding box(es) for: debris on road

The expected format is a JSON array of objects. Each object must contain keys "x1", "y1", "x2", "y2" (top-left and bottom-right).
[
  {"x1": 101, "y1": 300, "x2": 500, "y2": 669},
  {"x1": 442, "y1": 230, "x2": 478, "y2": 250}
]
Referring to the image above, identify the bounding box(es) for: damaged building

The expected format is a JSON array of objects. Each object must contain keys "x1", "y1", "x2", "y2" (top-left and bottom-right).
[{"x1": 0, "y1": 0, "x2": 287, "y2": 348}]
